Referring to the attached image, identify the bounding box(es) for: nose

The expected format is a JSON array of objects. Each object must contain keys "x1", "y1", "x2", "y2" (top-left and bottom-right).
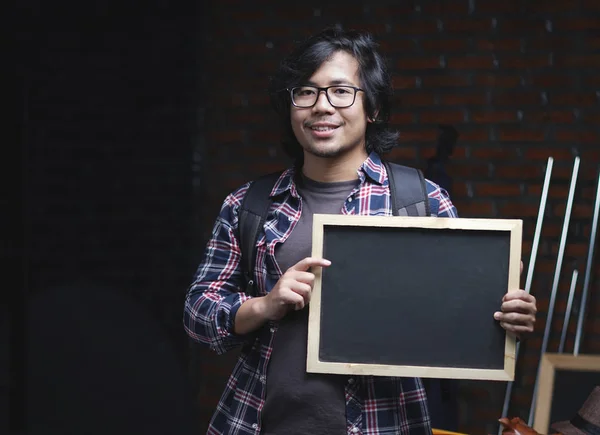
[{"x1": 312, "y1": 90, "x2": 335, "y2": 113}]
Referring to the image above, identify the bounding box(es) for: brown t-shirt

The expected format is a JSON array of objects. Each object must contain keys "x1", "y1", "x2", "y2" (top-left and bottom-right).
[{"x1": 261, "y1": 174, "x2": 359, "y2": 435}]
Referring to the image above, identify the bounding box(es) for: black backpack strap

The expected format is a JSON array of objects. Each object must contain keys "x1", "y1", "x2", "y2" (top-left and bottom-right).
[
  {"x1": 238, "y1": 171, "x2": 282, "y2": 294},
  {"x1": 383, "y1": 161, "x2": 431, "y2": 217}
]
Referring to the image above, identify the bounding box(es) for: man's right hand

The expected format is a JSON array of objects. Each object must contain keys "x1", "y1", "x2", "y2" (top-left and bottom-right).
[
  {"x1": 233, "y1": 257, "x2": 331, "y2": 335},
  {"x1": 260, "y1": 257, "x2": 332, "y2": 321}
]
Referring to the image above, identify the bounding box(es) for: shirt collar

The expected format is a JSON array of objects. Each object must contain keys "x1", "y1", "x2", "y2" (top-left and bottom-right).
[{"x1": 269, "y1": 151, "x2": 386, "y2": 198}]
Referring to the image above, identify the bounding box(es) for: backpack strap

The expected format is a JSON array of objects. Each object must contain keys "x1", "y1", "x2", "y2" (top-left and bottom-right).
[
  {"x1": 238, "y1": 171, "x2": 283, "y2": 294},
  {"x1": 383, "y1": 161, "x2": 431, "y2": 217}
]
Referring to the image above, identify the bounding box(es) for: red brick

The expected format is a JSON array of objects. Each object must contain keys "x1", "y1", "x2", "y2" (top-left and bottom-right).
[
  {"x1": 455, "y1": 201, "x2": 495, "y2": 217},
  {"x1": 441, "y1": 94, "x2": 487, "y2": 105},
  {"x1": 529, "y1": 75, "x2": 573, "y2": 88},
  {"x1": 584, "y1": 76, "x2": 600, "y2": 87},
  {"x1": 452, "y1": 182, "x2": 469, "y2": 197},
  {"x1": 421, "y1": 1, "x2": 470, "y2": 14},
  {"x1": 551, "y1": 93, "x2": 598, "y2": 107},
  {"x1": 372, "y1": 5, "x2": 414, "y2": 16},
  {"x1": 421, "y1": 75, "x2": 470, "y2": 87},
  {"x1": 583, "y1": 0, "x2": 600, "y2": 9},
  {"x1": 523, "y1": 0, "x2": 579, "y2": 13},
  {"x1": 231, "y1": 112, "x2": 267, "y2": 124},
  {"x1": 378, "y1": 39, "x2": 417, "y2": 52},
  {"x1": 555, "y1": 130, "x2": 599, "y2": 144},
  {"x1": 555, "y1": 55, "x2": 600, "y2": 68},
  {"x1": 398, "y1": 130, "x2": 438, "y2": 142},
  {"x1": 550, "y1": 241, "x2": 589, "y2": 257},
  {"x1": 251, "y1": 26, "x2": 292, "y2": 38},
  {"x1": 345, "y1": 22, "x2": 388, "y2": 36},
  {"x1": 471, "y1": 111, "x2": 517, "y2": 123},
  {"x1": 392, "y1": 76, "x2": 418, "y2": 89},
  {"x1": 477, "y1": 39, "x2": 521, "y2": 51},
  {"x1": 232, "y1": 43, "x2": 268, "y2": 56},
  {"x1": 583, "y1": 113, "x2": 600, "y2": 124},
  {"x1": 451, "y1": 163, "x2": 490, "y2": 178},
  {"x1": 475, "y1": 74, "x2": 521, "y2": 88},
  {"x1": 210, "y1": 130, "x2": 243, "y2": 143},
  {"x1": 392, "y1": 20, "x2": 439, "y2": 35},
  {"x1": 396, "y1": 93, "x2": 436, "y2": 106},
  {"x1": 228, "y1": 9, "x2": 266, "y2": 21},
  {"x1": 525, "y1": 148, "x2": 574, "y2": 160},
  {"x1": 319, "y1": 5, "x2": 364, "y2": 20},
  {"x1": 420, "y1": 111, "x2": 465, "y2": 124},
  {"x1": 387, "y1": 146, "x2": 417, "y2": 160},
  {"x1": 588, "y1": 37, "x2": 600, "y2": 50},
  {"x1": 471, "y1": 147, "x2": 519, "y2": 159},
  {"x1": 527, "y1": 36, "x2": 574, "y2": 51},
  {"x1": 581, "y1": 148, "x2": 600, "y2": 163},
  {"x1": 499, "y1": 202, "x2": 541, "y2": 217},
  {"x1": 502, "y1": 56, "x2": 550, "y2": 69},
  {"x1": 274, "y1": 6, "x2": 317, "y2": 20},
  {"x1": 492, "y1": 91, "x2": 541, "y2": 105},
  {"x1": 555, "y1": 202, "x2": 595, "y2": 220},
  {"x1": 499, "y1": 130, "x2": 545, "y2": 142},
  {"x1": 495, "y1": 164, "x2": 544, "y2": 180},
  {"x1": 389, "y1": 112, "x2": 415, "y2": 124},
  {"x1": 458, "y1": 130, "x2": 490, "y2": 142},
  {"x1": 444, "y1": 19, "x2": 492, "y2": 33},
  {"x1": 420, "y1": 39, "x2": 469, "y2": 51},
  {"x1": 476, "y1": 0, "x2": 519, "y2": 13},
  {"x1": 501, "y1": 19, "x2": 548, "y2": 33},
  {"x1": 452, "y1": 146, "x2": 468, "y2": 159},
  {"x1": 526, "y1": 111, "x2": 575, "y2": 124},
  {"x1": 446, "y1": 55, "x2": 495, "y2": 69},
  {"x1": 555, "y1": 18, "x2": 600, "y2": 31},
  {"x1": 248, "y1": 130, "x2": 279, "y2": 143},
  {"x1": 397, "y1": 57, "x2": 441, "y2": 70},
  {"x1": 476, "y1": 183, "x2": 521, "y2": 196}
]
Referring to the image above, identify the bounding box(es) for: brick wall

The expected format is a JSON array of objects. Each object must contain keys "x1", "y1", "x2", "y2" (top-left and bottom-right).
[{"x1": 196, "y1": 0, "x2": 600, "y2": 433}]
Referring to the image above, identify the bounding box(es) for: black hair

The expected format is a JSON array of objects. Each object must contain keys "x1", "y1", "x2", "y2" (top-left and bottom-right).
[{"x1": 269, "y1": 26, "x2": 399, "y2": 164}]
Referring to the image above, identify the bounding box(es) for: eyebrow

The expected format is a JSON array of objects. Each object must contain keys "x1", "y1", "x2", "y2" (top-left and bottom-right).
[{"x1": 306, "y1": 78, "x2": 357, "y2": 87}]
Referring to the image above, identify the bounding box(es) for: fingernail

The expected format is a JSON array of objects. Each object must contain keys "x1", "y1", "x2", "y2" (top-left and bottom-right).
[{"x1": 494, "y1": 312, "x2": 501, "y2": 320}]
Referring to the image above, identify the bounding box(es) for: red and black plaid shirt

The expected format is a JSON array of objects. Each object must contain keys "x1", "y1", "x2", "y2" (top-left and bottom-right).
[{"x1": 184, "y1": 152, "x2": 458, "y2": 435}]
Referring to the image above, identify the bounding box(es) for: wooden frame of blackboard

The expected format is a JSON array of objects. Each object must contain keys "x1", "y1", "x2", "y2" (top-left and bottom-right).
[
  {"x1": 307, "y1": 214, "x2": 522, "y2": 381},
  {"x1": 533, "y1": 353, "x2": 600, "y2": 434}
]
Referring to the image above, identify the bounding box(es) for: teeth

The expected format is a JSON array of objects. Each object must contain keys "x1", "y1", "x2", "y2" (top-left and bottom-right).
[{"x1": 311, "y1": 126, "x2": 335, "y2": 131}]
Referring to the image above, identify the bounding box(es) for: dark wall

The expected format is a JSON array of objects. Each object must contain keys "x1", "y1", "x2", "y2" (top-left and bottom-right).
[{"x1": 15, "y1": 0, "x2": 205, "y2": 432}]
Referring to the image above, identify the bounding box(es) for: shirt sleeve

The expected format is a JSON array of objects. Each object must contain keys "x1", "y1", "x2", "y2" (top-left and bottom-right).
[
  {"x1": 183, "y1": 183, "x2": 254, "y2": 355},
  {"x1": 425, "y1": 179, "x2": 459, "y2": 218}
]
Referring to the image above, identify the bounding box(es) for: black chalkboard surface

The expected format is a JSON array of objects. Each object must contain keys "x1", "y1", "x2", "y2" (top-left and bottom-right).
[
  {"x1": 307, "y1": 214, "x2": 522, "y2": 381},
  {"x1": 534, "y1": 354, "x2": 600, "y2": 433}
]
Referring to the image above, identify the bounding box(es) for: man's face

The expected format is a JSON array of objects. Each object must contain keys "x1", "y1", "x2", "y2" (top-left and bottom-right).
[{"x1": 290, "y1": 51, "x2": 371, "y2": 160}]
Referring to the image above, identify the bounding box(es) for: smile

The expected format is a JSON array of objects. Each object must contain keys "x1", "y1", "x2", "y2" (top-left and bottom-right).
[{"x1": 310, "y1": 126, "x2": 338, "y2": 131}]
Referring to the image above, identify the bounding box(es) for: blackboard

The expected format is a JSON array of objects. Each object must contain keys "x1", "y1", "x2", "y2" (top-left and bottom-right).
[
  {"x1": 307, "y1": 214, "x2": 522, "y2": 381},
  {"x1": 534, "y1": 353, "x2": 600, "y2": 434}
]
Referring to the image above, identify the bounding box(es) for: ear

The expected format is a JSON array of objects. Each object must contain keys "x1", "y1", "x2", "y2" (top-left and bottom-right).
[{"x1": 368, "y1": 109, "x2": 380, "y2": 123}]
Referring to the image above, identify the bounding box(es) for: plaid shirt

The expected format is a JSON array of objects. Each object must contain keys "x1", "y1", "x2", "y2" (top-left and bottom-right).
[{"x1": 184, "y1": 152, "x2": 458, "y2": 435}]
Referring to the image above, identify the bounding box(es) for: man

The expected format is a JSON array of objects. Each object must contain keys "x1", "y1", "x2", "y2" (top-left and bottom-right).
[{"x1": 184, "y1": 27, "x2": 537, "y2": 435}]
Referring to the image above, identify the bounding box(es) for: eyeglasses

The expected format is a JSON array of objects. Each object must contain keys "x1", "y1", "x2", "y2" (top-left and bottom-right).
[{"x1": 288, "y1": 85, "x2": 364, "y2": 108}]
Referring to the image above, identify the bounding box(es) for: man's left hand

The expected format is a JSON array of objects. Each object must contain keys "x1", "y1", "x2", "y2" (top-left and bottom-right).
[{"x1": 494, "y1": 261, "x2": 537, "y2": 337}]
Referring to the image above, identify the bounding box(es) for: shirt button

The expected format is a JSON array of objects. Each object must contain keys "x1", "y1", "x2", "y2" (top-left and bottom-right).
[
  {"x1": 348, "y1": 378, "x2": 355, "y2": 384},
  {"x1": 252, "y1": 423, "x2": 258, "y2": 429},
  {"x1": 347, "y1": 197, "x2": 352, "y2": 202},
  {"x1": 352, "y1": 427, "x2": 359, "y2": 433},
  {"x1": 288, "y1": 215, "x2": 293, "y2": 221},
  {"x1": 260, "y1": 375, "x2": 266, "y2": 383}
]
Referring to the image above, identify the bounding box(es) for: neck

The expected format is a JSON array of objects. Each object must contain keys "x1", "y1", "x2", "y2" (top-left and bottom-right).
[{"x1": 301, "y1": 149, "x2": 369, "y2": 183}]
